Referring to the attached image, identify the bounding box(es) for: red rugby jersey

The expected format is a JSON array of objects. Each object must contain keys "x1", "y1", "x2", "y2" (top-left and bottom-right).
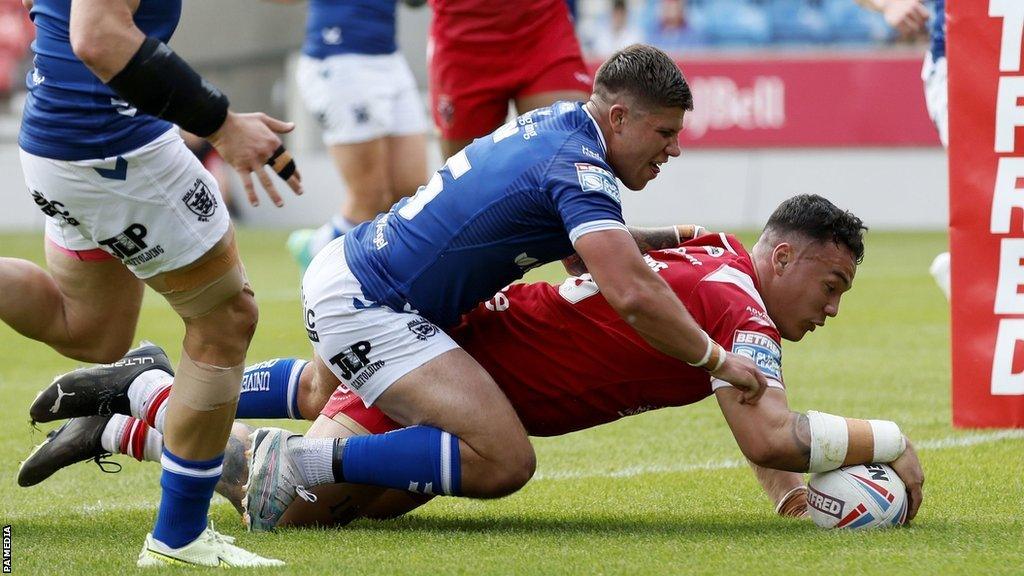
[{"x1": 451, "y1": 233, "x2": 785, "y2": 437}]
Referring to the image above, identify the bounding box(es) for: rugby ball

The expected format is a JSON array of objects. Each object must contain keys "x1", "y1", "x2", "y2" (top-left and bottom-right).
[{"x1": 807, "y1": 463, "x2": 908, "y2": 529}]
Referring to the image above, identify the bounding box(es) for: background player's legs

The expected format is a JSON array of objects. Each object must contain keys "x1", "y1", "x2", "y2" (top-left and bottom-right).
[
  {"x1": 288, "y1": 139, "x2": 392, "y2": 269},
  {"x1": 440, "y1": 137, "x2": 474, "y2": 161},
  {"x1": 0, "y1": 244, "x2": 144, "y2": 363},
  {"x1": 331, "y1": 139, "x2": 392, "y2": 226},
  {"x1": 384, "y1": 133, "x2": 427, "y2": 207},
  {"x1": 514, "y1": 90, "x2": 589, "y2": 116}
]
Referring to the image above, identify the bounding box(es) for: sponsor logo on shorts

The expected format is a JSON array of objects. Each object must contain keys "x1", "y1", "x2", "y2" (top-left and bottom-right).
[
  {"x1": 807, "y1": 486, "x2": 844, "y2": 519},
  {"x1": 329, "y1": 341, "x2": 385, "y2": 390},
  {"x1": 98, "y1": 224, "x2": 165, "y2": 266},
  {"x1": 437, "y1": 95, "x2": 455, "y2": 129},
  {"x1": 353, "y1": 104, "x2": 370, "y2": 125},
  {"x1": 731, "y1": 330, "x2": 782, "y2": 381},
  {"x1": 31, "y1": 190, "x2": 79, "y2": 226},
  {"x1": 182, "y1": 178, "x2": 218, "y2": 222},
  {"x1": 575, "y1": 163, "x2": 620, "y2": 203},
  {"x1": 407, "y1": 318, "x2": 439, "y2": 341},
  {"x1": 304, "y1": 306, "x2": 319, "y2": 342}
]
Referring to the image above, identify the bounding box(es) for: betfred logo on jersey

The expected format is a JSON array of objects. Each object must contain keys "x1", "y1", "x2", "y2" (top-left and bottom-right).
[
  {"x1": 731, "y1": 330, "x2": 782, "y2": 381},
  {"x1": 575, "y1": 163, "x2": 620, "y2": 203}
]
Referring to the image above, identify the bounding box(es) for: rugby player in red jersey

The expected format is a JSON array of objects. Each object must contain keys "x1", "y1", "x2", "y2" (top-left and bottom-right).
[
  {"x1": 428, "y1": 0, "x2": 592, "y2": 158},
  {"x1": 21, "y1": 195, "x2": 924, "y2": 526}
]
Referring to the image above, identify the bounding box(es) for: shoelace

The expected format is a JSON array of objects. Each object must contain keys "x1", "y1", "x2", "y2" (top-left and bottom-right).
[
  {"x1": 92, "y1": 452, "x2": 122, "y2": 474},
  {"x1": 205, "y1": 523, "x2": 237, "y2": 546},
  {"x1": 295, "y1": 485, "x2": 318, "y2": 503}
]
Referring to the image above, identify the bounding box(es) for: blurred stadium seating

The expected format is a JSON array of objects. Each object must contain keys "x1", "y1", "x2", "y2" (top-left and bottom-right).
[{"x1": 584, "y1": 0, "x2": 901, "y2": 55}]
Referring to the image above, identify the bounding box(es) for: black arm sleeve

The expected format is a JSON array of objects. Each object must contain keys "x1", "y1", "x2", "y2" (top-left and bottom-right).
[{"x1": 106, "y1": 37, "x2": 229, "y2": 138}]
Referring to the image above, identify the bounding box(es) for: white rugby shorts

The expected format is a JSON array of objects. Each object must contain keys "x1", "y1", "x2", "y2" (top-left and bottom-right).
[
  {"x1": 301, "y1": 238, "x2": 459, "y2": 406},
  {"x1": 922, "y1": 53, "x2": 948, "y2": 148},
  {"x1": 296, "y1": 52, "x2": 427, "y2": 146},
  {"x1": 19, "y1": 128, "x2": 230, "y2": 279}
]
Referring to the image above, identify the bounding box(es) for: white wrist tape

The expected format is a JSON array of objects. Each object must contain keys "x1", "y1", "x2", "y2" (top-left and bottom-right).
[
  {"x1": 687, "y1": 331, "x2": 725, "y2": 371},
  {"x1": 807, "y1": 411, "x2": 849, "y2": 472},
  {"x1": 806, "y1": 411, "x2": 905, "y2": 472},
  {"x1": 868, "y1": 419, "x2": 907, "y2": 463}
]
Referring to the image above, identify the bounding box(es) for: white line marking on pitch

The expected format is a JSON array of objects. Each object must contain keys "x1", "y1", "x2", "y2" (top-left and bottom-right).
[{"x1": 533, "y1": 430, "x2": 1024, "y2": 481}]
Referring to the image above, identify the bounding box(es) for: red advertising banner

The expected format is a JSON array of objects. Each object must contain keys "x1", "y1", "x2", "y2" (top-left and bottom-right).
[
  {"x1": 591, "y1": 54, "x2": 942, "y2": 148},
  {"x1": 948, "y1": 0, "x2": 1024, "y2": 427}
]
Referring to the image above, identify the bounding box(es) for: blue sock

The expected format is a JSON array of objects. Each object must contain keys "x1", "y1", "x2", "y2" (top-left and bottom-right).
[
  {"x1": 237, "y1": 358, "x2": 306, "y2": 419},
  {"x1": 338, "y1": 426, "x2": 461, "y2": 496},
  {"x1": 153, "y1": 449, "x2": 223, "y2": 549}
]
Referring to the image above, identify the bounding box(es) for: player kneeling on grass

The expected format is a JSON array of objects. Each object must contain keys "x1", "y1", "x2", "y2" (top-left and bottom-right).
[{"x1": 22, "y1": 195, "x2": 924, "y2": 526}]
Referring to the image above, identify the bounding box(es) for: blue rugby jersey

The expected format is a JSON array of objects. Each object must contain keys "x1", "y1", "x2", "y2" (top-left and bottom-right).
[
  {"x1": 344, "y1": 101, "x2": 627, "y2": 327},
  {"x1": 19, "y1": 0, "x2": 180, "y2": 161},
  {"x1": 302, "y1": 0, "x2": 397, "y2": 58}
]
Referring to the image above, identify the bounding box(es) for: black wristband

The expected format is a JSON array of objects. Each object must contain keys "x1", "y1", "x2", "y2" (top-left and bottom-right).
[{"x1": 106, "y1": 37, "x2": 229, "y2": 138}]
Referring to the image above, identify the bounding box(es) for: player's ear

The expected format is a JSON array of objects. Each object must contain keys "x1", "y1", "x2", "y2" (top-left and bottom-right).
[
  {"x1": 772, "y1": 243, "x2": 792, "y2": 276},
  {"x1": 609, "y1": 104, "x2": 627, "y2": 132}
]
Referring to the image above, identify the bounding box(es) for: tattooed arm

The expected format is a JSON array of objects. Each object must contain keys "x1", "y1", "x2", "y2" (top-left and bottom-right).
[
  {"x1": 715, "y1": 387, "x2": 811, "y2": 472},
  {"x1": 562, "y1": 224, "x2": 708, "y2": 275}
]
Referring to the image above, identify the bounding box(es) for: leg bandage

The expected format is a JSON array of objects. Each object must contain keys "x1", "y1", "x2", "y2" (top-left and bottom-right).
[
  {"x1": 149, "y1": 236, "x2": 251, "y2": 319},
  {"x1": 806, "y1": 411, "x2": 905, "y2": 473},
  {"x1": 169, "y1": 349, "x2": 243, "y2": 412}
]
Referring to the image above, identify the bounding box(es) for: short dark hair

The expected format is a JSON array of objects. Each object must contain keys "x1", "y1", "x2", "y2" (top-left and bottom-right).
[
  {"x1": 763, "y1": 194, "x2": 868, "y2": 264},
  {"x1": 593, "y1": 44, "x2": 693, "y2": 112}
]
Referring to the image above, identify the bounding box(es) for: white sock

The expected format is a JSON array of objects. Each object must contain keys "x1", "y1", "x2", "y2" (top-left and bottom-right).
[
  {"x1": 286, "y1": 436, "x2": 336, "y2": 486},
  {"x1": 127, "y1": 370, "x2": 172, "y2": 432},
  {"x1": 100, "y1": 414, "x2": 131, "y2": 455},
  {"x1": 99, "y1": 415, "x2": 162, "y2": 462}
]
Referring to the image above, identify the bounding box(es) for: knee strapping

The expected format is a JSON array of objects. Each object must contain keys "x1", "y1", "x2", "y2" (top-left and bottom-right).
[
  {"x1": 150, "y1": 236, "x2": 252, "y2": 319},
  {"x1": 170, "y1": 349, "x2": 244, "y2": 411}
]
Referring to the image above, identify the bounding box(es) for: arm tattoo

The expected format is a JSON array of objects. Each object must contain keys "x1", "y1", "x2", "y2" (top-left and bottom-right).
[
  {"x1": 791, "y1": 412, "x2": 812, "y2": 464},
  {"x1": 628, "y1": 226, "x2": 680, "y2": 253}
]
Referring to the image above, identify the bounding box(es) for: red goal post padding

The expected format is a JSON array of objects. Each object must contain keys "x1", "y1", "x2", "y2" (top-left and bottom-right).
[{"x1": 948, "y1": 0, "x2": 1024, "y2": 427}]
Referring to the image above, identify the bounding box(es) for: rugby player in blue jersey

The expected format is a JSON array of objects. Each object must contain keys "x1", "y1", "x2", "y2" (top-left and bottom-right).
[
  {"x1": 278, "y1": 0, "x2": 431, "y2": 270},
  {"x1": 1, "y1": 0, "x2": 301, "y2": 567},
  {"x1": 240, "y1": 44, "x2": 771, "y2": 531}
]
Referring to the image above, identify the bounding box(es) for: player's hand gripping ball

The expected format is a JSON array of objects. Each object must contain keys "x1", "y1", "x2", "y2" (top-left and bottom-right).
[{"x1": 806, "y1": 463, "x2": 908, "y2": 529}]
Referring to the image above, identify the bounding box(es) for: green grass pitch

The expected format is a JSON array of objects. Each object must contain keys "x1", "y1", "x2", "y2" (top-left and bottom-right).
[{"x1": 1, "y1": 229, "x2": 1021, "y2": 574}]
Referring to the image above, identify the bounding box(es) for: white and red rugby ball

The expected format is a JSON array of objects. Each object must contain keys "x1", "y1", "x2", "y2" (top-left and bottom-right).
[{"x1": 807, "y1": 463, "x2": 909, "y2": 529}]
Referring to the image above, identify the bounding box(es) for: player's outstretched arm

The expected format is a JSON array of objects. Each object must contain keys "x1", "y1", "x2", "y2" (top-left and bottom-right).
[
  {"x1": 715, "y1": 386, "x2": 924, "y2": 521},
  {"x1": 854, "y1": 0, "x2": 929, "y2": 37},
  {"x1": 574, "y1": 229, "x2": 767, "y2": 402},
  {"x1": 564, "y1": 225, "x2": 708, "y2": 275},
  {"x1": 69, "y1": 0, "x2": 303, "y2": 207}
]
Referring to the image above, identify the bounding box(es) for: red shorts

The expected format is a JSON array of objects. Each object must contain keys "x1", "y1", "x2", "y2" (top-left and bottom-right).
[
  {"x1": 320, "y1": 384, "x2": 400, "y2": 435},
  {"x1": 428, "y1": 10, "x2": 591, "y2": 141}
]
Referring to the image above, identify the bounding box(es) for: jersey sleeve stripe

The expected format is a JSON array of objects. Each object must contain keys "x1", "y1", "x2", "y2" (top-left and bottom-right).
[
  {"x1": 702, "y1": 265, "x2": 770, "y2": 313},
  {"x1": 569, "y1": 220, "x2": 629, "y2": 246},
  {"x1": 719, "y1": 233, "x2": 738, "y2": 255}
]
